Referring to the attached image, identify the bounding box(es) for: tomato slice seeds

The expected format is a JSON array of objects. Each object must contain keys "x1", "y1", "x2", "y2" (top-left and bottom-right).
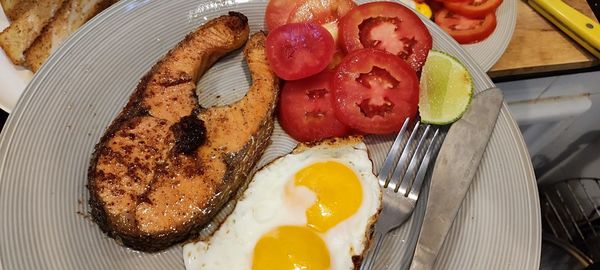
[
  {"x1": 332, "y1": 49, "x2": 419, "y2": 134},
  {"x1": 434, "y1": 9, "x2": 497, "y2": 44},
  {"x1": 339, "y1": 1, "x2": 432, "y2": 71}
]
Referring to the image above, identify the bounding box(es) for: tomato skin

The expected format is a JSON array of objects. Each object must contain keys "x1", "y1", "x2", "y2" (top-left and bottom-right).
[
  {"x1": 439, "y1": 0, "x2": 471, "y2": 3},
  {"x1": 332, "y1": 49, "x2": 419, "y2": 134},
  {"x1": 265, "y1": 0, "x2": 302, "y2": 30},
  {"x1": 266, "y1": 22, "x2": 335, "y2": 80},
  {"x1": 444, "y1": 0, "x2": 502, "y2": 18},
  {"x1": 338, "y1": 1, "x2": 432, "y2": 71},
  {"x1": 435, "y1": 9, "x2": 496, "y2": 44},
  {"x1": 287, "y1": 0, "x2": 357, "y2": 25},
  {"x1": 278, "y1": 71, "x2": 351, "y2": 142}
]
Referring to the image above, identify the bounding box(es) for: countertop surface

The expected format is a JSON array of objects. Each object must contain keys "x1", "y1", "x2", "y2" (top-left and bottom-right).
[{"x1": 489, "y1": 0, "x2": 600, "y2": 78}]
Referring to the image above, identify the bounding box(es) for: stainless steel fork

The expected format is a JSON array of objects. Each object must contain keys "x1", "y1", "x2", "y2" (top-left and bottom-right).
[{"x1": 360, "y1": 118, "x2": 441, "y2": 270}]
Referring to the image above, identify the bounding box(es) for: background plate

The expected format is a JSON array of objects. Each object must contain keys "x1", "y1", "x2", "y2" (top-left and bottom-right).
[
  {"x1": 0, "y1": 0, "x2": 537, "y2": 269},
  {"x1": 462, "y1": 0, "x2": 517, "y2": 71}
]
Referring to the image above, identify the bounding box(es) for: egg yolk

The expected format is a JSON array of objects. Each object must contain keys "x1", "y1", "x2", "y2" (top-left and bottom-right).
[
  {"x1": 294, "y1": 161, "x2": 363, "y2": 232},
  {"x1": 252, "y1": 226, "x2": 330, "y2": 270},
  {"x1": 415, "y1": 2, "x2": 432, "y2": 19}
]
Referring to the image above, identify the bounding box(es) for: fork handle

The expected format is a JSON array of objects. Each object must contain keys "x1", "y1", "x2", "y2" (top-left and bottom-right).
[{"x1": 360, "y1": 231, "x2": 385, "y2": 270}]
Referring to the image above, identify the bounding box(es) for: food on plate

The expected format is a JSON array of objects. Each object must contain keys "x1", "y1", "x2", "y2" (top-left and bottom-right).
[
  {"x1": 0, "y1": 0, "x2": 64, "y2": 64},
  {"x1": 418, "y1": 50, "x2": 473, "y2": 124},
  {"x1": 0, "y1": 0, "x2": 115, "y2": 69},
  {"x1": 414, "y1": 1, "x2": 433, "y2": 18},
  {"x1": 332, "y1": 48, "x2": 419, "y2": 134},
  {"x1": 434, "y1": 8, "x2": 497, "y2": 44},
  {"x1": 88, "y1": 13, "x2": 280, "y2": 251},
  {"x1": 24, "y1": 0, "x2": 115, "y2": 72},
  {"x1": 278, "y1": 70, "x2": 351, "y2": 142},
  {"x1": 286, "y1": 0, "x2": 357, "y2": 25},
  {"x1": 443, "y1": 0, "x2": 502, "y2": 18},
  {"x1": 265, "y1": 0, "x2": 356, "y2": 31},
  {"x1": 0, "y1": 0, "x2": 33, "y2": 21},
  {"x1": 265, "y1": 0, "x2": 301, "y2": 31},
  {"x1": 426, "y1": 0, "x2": 501, "y2": 44},
  {"x1": 265, "y1": 1, "x2": 429, "y2": 141},
  {"x1": 266, "y1": 22, "x2": 335, "y2": 80},
  {"x1": 183, "y1": 137, "x2": 381, "y2": 270},
  {"x1": 338, "y1": 1, "x2": 433, "y2": 71}
]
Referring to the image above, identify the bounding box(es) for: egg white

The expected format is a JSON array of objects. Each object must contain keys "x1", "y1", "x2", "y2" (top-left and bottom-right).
[{"x1": 183, "y1": 139, "x2": 381, "y2": 270}]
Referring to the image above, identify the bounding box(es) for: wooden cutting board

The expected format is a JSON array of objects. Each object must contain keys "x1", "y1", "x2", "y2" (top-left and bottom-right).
[{"x1": 489, "y1": 0, "x2": 599, "y2": 78}]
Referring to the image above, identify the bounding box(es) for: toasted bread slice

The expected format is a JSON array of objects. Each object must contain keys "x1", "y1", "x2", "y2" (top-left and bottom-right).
[
  {"x1": 24, "y1": 0, "x2": 114, "y2": 72},
  {"x1": 1, "y1": 0, "x2": 34, "y2": 21},
  {"x1": 0, "y1": 0, "x2": 65, "y2": 64},
  {"x1": 0, "y1": 0, "x2": 20, "y2": 19}
]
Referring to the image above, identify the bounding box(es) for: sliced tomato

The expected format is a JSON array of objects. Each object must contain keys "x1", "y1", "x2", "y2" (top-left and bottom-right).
[
  {"x1": 435, "y1": 8, "x2": 496, "y2": 44},
  {"x1": 327, "y1": 50, "x2": 345, "y2": 69},
  {"x1": 444, "y1": 0, "x2": 502, "y2": 18},
  {"x1": 338, "y1": 1, "x2": 432, "y2": 71},
  {"x1": 278, "y1": 71, "x2": 351, "y2": 142},
  {"x1": 332, "y1": 49, "x2": 419, "y2": 134},
  {"x1": 265, "y1": 0, "x2": 302, "y2": 30},
  {"x1": 425, "y1": 0, "x2": 446, "y2": 13},
  {"x1": 439, "y1": 0, "x2": 471, "y2": 3},
  {"x1": 266, "y1": 22, "x2": 335, "y2": 80},
  {"x1": 287, "y1": 0, "x2": 357, "y2": 25}
]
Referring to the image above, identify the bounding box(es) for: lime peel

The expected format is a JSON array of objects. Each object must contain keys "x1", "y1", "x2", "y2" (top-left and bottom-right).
[{"x1": 418, "y1": 50, "x2": 474, "y2": 125}]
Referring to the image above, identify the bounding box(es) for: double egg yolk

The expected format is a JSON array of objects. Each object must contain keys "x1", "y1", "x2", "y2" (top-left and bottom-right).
[{"x1": 252, "y1": 161, "x2": 363, "y2": 270}]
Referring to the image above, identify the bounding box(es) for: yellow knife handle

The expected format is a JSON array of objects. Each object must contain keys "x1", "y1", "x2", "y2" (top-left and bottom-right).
[{"x1": 530, "y1": 0, "x2": 600, "y2": 50}]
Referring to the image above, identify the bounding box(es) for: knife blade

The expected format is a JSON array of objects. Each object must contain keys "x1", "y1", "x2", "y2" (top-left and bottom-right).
[{"x1": 408, "y1": 87, "x2": 504, "y2": 270}]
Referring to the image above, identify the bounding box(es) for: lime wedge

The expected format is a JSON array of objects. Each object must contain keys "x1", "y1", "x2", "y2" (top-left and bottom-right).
[{"x1": 418, "y1": 50, "x2": 473, "y2": 125}]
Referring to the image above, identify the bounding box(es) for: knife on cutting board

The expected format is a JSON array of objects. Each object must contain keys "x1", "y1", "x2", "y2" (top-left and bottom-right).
[
  {"x1": 528, "y1": 0, "x2": 600, "y2": 58},
  {"x1": 408, "y1": 87, "x2": 504, "y2": 270}
]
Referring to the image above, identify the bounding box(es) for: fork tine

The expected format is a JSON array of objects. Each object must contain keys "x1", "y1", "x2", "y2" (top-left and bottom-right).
[
  {"x1": 394, "y1": 125, "x2": 431, "y2": 194},
  {"x1": 386, "y1": 121, "x2": 421, "y2": 189},
  {"x1": 377, "y1": 118, "x2": 410, "y2": 187},
  {"x1": 408, "y1": 128, "x2": 440, "y2": 200}
]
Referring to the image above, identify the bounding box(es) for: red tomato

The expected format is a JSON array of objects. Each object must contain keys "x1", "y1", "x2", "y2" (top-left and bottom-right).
[
  {"x1": 435, "y1": 9, "x2": 497, "y2": 44},
  {"x1": 278, "y1": 71, "x2": 352, "y2": 142},
  {"x1": 444, "y1": 0, "x2": 502, "y2": 18},
  {"x1": 332, "y1": 49, "x2": 419, "y2": 134},
  {"x1": 287, "y1": 0, "x2": 357, "y2": 25},
  {"x1": 426, "y1": 0, "x2": 446, "y2": 13},
  {"x1": 266, "y1": 22, "x2": 335, "y2": 80},
  {"x1": 338, "y1": 1, "x2": 432, "y2": 71},
  {"x1": 439, "y1": 0, "x2": 471, "y2": 3},
  {"x1": 327, "y1": 50, "x2": 345, "y2": 69},
  {"x1": 265, "y1": 0, "x2": 302, "y2": 30}
]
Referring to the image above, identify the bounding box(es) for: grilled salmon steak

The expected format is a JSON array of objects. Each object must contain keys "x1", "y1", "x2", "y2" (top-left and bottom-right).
[{"x1": 88, "y1": 12, "x2": 280, "y2": 252}]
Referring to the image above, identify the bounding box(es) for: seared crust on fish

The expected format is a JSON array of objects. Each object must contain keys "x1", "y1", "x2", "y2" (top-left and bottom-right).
[{"x1": 88, "y1": 12, "x2": 280, "y2": 251}]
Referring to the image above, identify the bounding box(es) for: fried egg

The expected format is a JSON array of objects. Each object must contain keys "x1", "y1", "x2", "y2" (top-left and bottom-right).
[{"x1": 183, "y1": 137, "x2": 382, "y2": 270}]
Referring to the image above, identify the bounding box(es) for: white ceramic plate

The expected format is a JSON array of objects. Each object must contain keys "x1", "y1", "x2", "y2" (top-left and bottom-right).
[{"x1": 0, "y1": 0, "x2": 537, "y2": 269}]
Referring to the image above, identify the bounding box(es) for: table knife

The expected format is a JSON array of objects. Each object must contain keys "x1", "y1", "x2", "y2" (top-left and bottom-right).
[
  {"x1": 528, "y1": 0, "x2": 600, "y2": 58},
  {"x1": 408, "y1": 87, "x2": 504, "y2": 270}
]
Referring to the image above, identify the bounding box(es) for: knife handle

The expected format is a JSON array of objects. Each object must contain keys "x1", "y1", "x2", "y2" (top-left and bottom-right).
[{"x1": 529, "y1": 0, "x2": 600, "y2": 50}]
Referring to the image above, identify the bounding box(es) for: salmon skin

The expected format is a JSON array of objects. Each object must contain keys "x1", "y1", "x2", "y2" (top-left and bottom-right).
[{"x1": 87, "y1": 12, "x2": 280, "y2": 252}]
